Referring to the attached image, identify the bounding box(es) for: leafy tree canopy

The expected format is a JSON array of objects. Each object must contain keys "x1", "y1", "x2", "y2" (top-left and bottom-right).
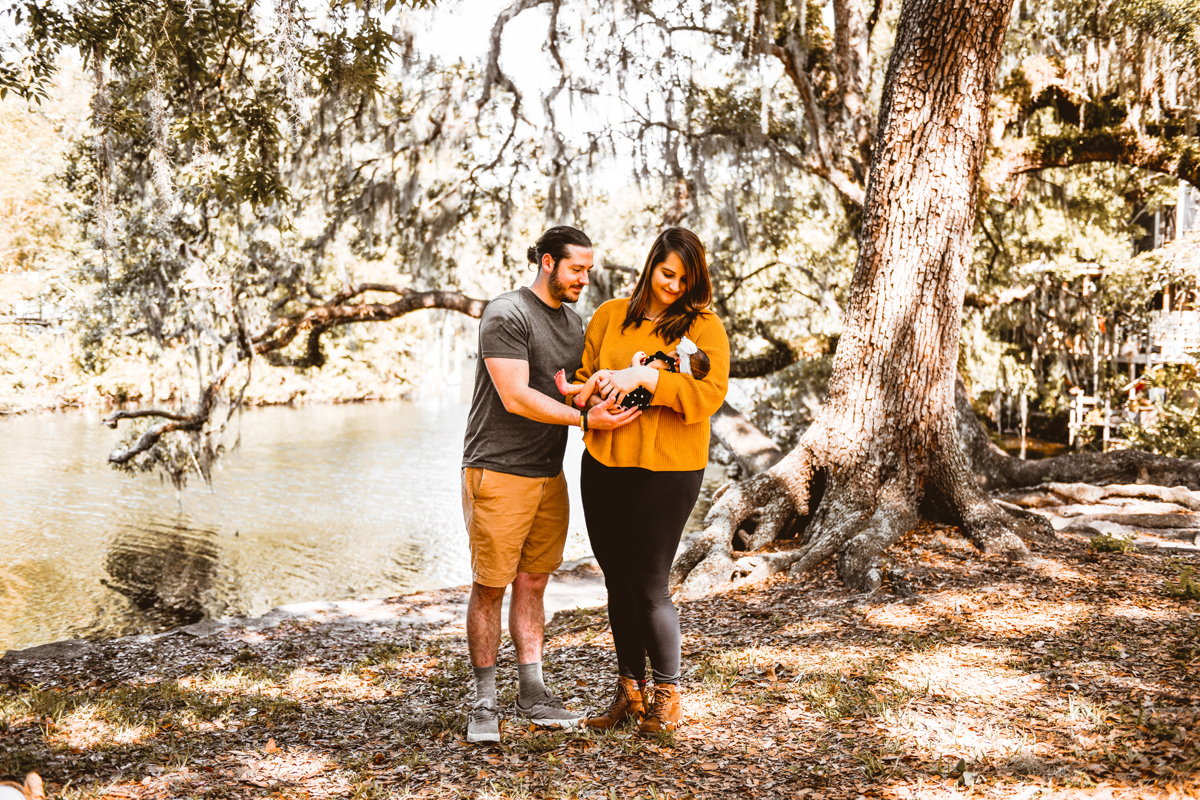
[{"x1": 0, "y1": 0, "x2": 1195, "y2": 485}]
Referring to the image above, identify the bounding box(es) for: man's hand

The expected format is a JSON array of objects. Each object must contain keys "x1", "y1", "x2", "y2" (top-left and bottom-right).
[{"x1": 585, "y1": 394, "x2": 640, "y2": 430}]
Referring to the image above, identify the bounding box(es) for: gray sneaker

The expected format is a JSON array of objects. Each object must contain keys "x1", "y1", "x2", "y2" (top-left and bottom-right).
[
  {"x1": 514, "y1": 692, "x2": 584, "y2": 729},
  {"x1": 466, "y1": 698, "x2": 500, "y2": 743}
]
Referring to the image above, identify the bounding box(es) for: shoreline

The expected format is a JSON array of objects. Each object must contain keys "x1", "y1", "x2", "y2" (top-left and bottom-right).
[
  {"x1": 0, "y1": 558, "x2": 608, "y2": 666},
  {"x1": 0, "y1": 391, "x2": 419, "y2": 418}
]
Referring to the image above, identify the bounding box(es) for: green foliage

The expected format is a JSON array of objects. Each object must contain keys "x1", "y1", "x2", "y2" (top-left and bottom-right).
[
  {"x1": 964, "y1": 0, "x2": 1200, "y2": 421},
  {"x1": 1120, "y1": 365, "x2": 1200, "y2": 458},
  {"x1": 1090, "y1": 531, "x2": 1136, "y2": 554},
  {"x1": 1117, "y1": 0, "x2": 1200, "y2": 46},
  {"x1": 1165, "y1": 560, "x2": 1200, "y2": 600},
  {"x1": 0, "y1": 87, "x2": 77, "y2": 273},
  {"x1": 306, "y1": 16, "x2": 399, "y2": 100}
]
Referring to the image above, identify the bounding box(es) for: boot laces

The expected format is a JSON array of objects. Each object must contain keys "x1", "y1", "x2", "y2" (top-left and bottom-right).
[
  {"x1": 604, "y1": 680, "x2": 634, "y2": 713},
  {"x1": 644, "y1": 686, "x2": 671, "y2": 721}
]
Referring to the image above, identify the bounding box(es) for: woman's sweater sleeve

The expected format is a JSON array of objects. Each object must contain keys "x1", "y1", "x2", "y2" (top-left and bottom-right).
[{"x1": 649, "y1": 313, "x2": 730, "y2": 424}]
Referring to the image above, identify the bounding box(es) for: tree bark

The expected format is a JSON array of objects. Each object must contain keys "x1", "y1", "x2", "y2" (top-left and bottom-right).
[{"x1": 676, "y1": 0, "x2": 1038, "y2": 598}]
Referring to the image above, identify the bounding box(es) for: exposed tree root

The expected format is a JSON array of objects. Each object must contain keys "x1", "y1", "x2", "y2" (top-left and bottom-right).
[
  {"x1": 936, "y1": 430, "x2": 1043, "y2": 557},
  {"x1": 709, "y1": 401, "x2": 785, "y2": 476},
  {"x1": 678, "y1": 382, "x2": 1199, "y2": 599},
  {"x1": 1007, "y1": 482, "x2": 1200, "y2": 511},
  {"x1": 996, "y1": 479, "x2": 1200, "y2": 552},
  {"x1": 675, "y1": 409, "x2": 1046, "y2": 598},
  {"x1": 955, "y1": 378, "x2": 1200, "y2": 491},
  {"x1": 832, "y1": 477, "x2": 917, "y2": 594},
  {"x1": 671, "y1": 425, "x2": 824, "y2": 596},
  {"x1": 671, "y1": 467, "x2": 803, "y2": 598}
]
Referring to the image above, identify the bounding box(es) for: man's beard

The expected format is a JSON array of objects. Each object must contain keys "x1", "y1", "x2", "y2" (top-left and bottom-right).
[{"x1": 547, "y1": 266, "x2": 577, "y2": 303}]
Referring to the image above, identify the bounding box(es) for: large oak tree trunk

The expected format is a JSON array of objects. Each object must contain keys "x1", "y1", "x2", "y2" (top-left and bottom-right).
[{"x1": 675, "y1": 0, "x2": 1046, "y2": 597}]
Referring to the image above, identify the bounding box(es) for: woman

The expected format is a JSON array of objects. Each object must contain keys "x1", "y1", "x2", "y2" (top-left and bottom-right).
[{"x1": 577, "y1": 227, "x2": 729, "y2": 733}]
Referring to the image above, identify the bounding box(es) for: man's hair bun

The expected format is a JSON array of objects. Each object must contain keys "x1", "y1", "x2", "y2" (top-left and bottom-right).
[{"x1": 526, "y1": 227, "x2": 592, "y2": 270}]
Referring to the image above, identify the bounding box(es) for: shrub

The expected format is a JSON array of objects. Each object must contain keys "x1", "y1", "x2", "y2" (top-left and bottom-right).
[
  {"x1": 1090, "y1": 531, "x2": 1135, "y2": 554},
  {"x1": 1121, "y1": 365, "x2": 1200, "y2": 459},
  {"x1": 1165, "y1": 562, "x2": 1200, "y2": 601}
]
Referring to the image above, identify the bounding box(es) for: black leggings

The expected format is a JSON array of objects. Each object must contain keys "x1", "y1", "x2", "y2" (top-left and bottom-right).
[{"x1": 580, "y1": 450, "x2": 704, "y2": 685}]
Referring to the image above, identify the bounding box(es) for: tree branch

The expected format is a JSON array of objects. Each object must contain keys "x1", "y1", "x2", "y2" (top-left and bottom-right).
[
  {"x1": 253, "y1": 288, "x2": 488, "y2": 360},
  {"x1": 469, "y1": 0, "x2": 550, "y2": 182},
  {"x1": 104, "y1": 408, "x2": 194, "y2": 428},
  {"x1": 988, "y1": 126, "x2": 1200, "y2": 202},
  {"x1": 105, "y1": 361, "x2": 234, "y2": 465},
  {"x1": 729, "y1": 322, "x2": 798, "y2": 378},
  {"x1": 106, "y1": 288, "x2": 489, "y2": 462},
  {"x1": 710, "y1": 401, "x2": 785, "y2": 475}
]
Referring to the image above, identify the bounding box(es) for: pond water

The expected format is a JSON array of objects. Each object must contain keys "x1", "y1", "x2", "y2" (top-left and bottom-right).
[{"x1": 3, "y1": 397, "x2": 713, "y2": 654}]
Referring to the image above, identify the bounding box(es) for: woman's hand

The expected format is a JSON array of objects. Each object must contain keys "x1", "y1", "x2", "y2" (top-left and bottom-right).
[{"x1": 598, "y1": 365, "x2": 657, "y2": 405}]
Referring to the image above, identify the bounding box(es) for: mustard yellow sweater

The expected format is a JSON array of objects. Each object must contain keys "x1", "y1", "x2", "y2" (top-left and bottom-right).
[{"x1": 576, "y1": 298, "x2": 730, "y2": 471}]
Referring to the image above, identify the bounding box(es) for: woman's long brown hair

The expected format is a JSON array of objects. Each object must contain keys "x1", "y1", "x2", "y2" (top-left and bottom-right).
[{"x1": 621, "y1": 227, "x2": 714, "y2": 343}]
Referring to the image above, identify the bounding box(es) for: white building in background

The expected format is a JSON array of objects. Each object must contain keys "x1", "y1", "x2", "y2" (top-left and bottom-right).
[
  {"x1": 1180, "y1": 182, "x2": 1200, "y2": 235},
  {"x1": 1123, "y1": 181, "x2": 1200, "y2": 365},
  {"x1": 1136, "y1": 182, "x2": 1200, "y2": 252}
]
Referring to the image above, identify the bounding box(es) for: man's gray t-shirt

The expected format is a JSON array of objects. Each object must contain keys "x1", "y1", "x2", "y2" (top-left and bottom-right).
[{"x1": 462, "y1": 287, "x2": 585, "y2": 478}]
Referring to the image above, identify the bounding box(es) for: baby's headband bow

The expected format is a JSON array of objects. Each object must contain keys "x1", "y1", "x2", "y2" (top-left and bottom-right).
[{"x1": 677, "y1": 336, "x2": 698, "y2": 376}]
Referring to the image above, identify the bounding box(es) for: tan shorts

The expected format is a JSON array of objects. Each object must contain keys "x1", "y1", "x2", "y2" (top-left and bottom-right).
[{"x1": 461, "y1": 468, "x2": 570, "y2": 587}]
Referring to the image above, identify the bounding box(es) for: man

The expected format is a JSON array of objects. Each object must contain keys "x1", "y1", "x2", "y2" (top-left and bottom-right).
[{"x1": 461, "y1": 226, "x2": 639, "y2": 743}]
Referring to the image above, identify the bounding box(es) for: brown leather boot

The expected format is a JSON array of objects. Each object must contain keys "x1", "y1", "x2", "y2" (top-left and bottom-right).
[
  {"x1": 638, "y1": 683, "x2": 682, "y2": 734},
  {"x1": 585, "y1": 677, "x2": 644, "y2": 729}
]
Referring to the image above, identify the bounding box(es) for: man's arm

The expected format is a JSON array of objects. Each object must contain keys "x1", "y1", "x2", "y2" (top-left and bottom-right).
[{"x1": 486, "y1": 358, "x2": 640, "y2": 430}]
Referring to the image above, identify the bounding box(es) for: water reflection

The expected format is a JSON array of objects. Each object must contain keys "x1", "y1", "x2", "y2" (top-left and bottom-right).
[
  {"x1": 101, "y1": 523, "x2": 230, "y2": 629},
  {"x1": 1, "y1": 401, "x2": 487, "y2": 652}
]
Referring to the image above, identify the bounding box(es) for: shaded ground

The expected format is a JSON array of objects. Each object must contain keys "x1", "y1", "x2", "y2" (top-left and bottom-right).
[{"x1": 2, "y1": 525, "x2": 1198, "y2": 799}]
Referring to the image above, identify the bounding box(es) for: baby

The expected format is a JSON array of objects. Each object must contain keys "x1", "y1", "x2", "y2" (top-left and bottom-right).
[{"x1": 555, "y1": 336, "x2": 711, "y2": 411}]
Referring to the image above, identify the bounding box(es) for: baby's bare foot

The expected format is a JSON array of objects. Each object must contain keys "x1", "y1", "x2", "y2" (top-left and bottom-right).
[{"x1": 554, "y1": 368, "x2": 573, "y2": 397}]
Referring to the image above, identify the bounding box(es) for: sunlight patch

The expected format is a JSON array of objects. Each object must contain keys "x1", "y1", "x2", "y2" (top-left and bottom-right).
[
  {"x1": 1027, "y1": 556, "x2": 1092, "y2": 583},
  {"x1": 48, "y1": 703, "x2": 110, "y2": 749},
  {"x1": 890, "y1": 645, "x2": 1043, "y2": 701},
  {"x1": 880, "y1": 707, "x2": 1032, "y2": 763},
  {"x1": 866, "y1": 597, "x2": 1092, "y2": 637},
  {"x1": 1105, "y1": 602, "x2": 1178, "y2": 621},
  {"x1": 968, "y1": 601, "x2": 1091, "y2": 635},
  {"x1": 865, "y1": 603, "x2": 930, "y2": 631},
  {"x1": 230, "y1": 745, "x2": 336, "y2": 785}
]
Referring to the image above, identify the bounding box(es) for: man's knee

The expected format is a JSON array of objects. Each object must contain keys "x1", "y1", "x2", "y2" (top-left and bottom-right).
[
  {"x1": 471, "y1": 582, "x2": 507, "y2": 607},
  {"x1": 512, "y1": 571, "x2": 550, "y2": 596}
]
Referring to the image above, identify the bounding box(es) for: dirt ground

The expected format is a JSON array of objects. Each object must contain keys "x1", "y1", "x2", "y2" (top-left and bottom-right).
[{"x1": 2, "y1": 522, "x2": 1198, "y2": 799}]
